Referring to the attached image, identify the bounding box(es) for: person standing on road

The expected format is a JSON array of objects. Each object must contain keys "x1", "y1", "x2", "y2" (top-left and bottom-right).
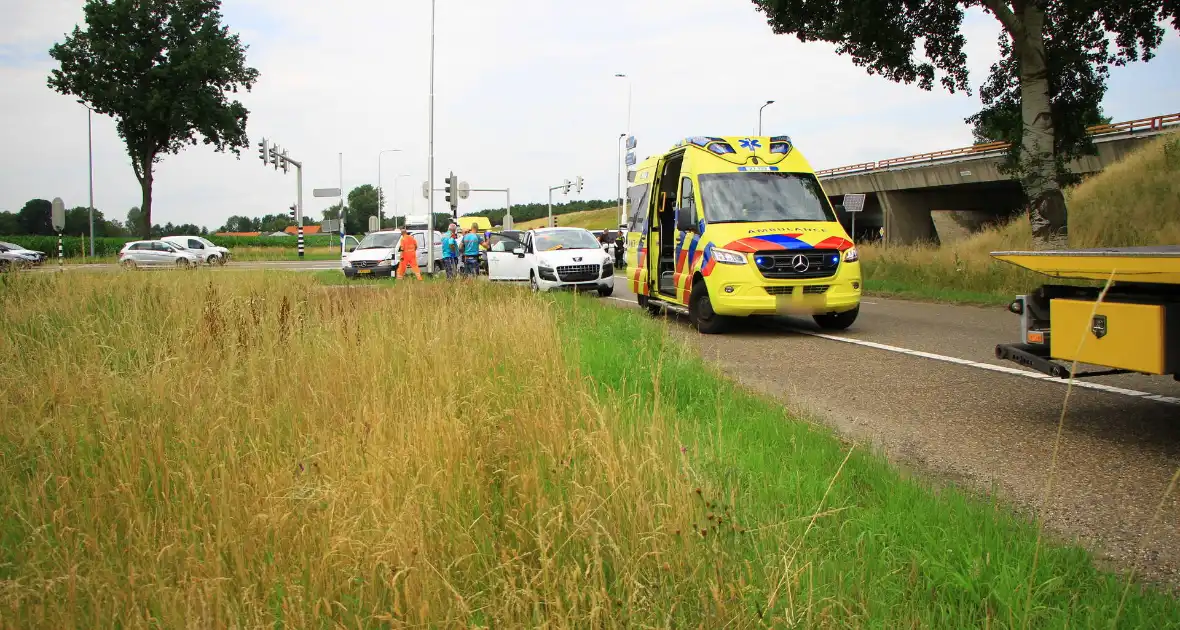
[
  {"x1": 461, "y1": 227, "x2": 482, "y2": 277},
  {"x1": 397, "y1": 229, "x2": 423, "y2": 280},
  {"x1": 441, "y1": 225, "x2": 460, "y2": 279}
]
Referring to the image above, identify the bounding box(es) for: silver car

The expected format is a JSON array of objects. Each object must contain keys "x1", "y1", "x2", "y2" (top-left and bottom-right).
[
  {"x1": 161, "y1": 235, "x2": 231, "y2": 265},
  {"x1": 118, "y1": 240, "x2": 201, "y2": 269}
]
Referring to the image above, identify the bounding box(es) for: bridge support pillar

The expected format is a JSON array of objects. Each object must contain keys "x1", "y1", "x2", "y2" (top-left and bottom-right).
[{"x1": 878, "y1": 191, "x2": 936, "y2": 245}]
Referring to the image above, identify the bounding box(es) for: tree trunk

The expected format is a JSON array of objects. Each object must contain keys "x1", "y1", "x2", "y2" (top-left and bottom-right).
[
  {"x1": 137, "y1": 159, "x2": 154, "y2": 239},
  {"x1": 1015, "y1": 2, "x2": 1068, "y2": 250}
]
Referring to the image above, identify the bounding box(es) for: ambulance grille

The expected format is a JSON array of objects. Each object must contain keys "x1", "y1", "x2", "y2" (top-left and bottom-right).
[
  {"x1": 753, "y1": 250, "x2": 840, "y2": 279},
  {"x1": 764, "y1": 285, "x2": 830, "y2": 296}
]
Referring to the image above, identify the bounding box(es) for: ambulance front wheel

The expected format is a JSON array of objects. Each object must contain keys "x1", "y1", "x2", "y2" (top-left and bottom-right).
[
  {"x1": 689, "y1": 280, "x2": 728, "y2": 334},
  {"x1": 813, "y1": 306, "x2": 859, "y2": 331}
]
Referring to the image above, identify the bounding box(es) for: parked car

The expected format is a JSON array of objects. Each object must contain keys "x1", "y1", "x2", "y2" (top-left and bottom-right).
[
  {"x1": 485, "y1": 227, "x2": 614, "y2": 296},
  {"x1": 0, "y1": 241, "x2": 46, "y2": 266},
  {"x1": 340, "y1": 229, "x2": 444, "y2": 278},
  {"x1": 0, "y1": 249, "x2": 30, "y2": 271},
  {"x1": 118, "y1": 240, "x2": 201, "y2": 269},
  {"x1": 161, "y1": 235, "x2": 231, "y2": 265}
]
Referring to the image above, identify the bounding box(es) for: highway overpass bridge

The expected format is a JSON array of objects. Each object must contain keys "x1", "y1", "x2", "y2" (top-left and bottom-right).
[{"x1": 818, "y1": 113, "x2": 1179, "y2": 245}]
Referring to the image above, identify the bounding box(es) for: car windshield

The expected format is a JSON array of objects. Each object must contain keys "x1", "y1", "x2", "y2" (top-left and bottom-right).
[
  {"x1": 533, "y1": 229, "x2": 600, "y2": 251},
  {"x1": 356, "y1": 232, "x2": 400, "y2": 249},
  {"x1": 698, "y1": 172, "x2": 836, "y2": 223},
  {"x1": 0, "y1": 241, "x2": 20, "y2": 250}
]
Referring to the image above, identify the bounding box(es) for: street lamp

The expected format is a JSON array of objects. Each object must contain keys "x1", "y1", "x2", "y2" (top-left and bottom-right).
[
  {"x1": 614, "y1": 73, "x2": 632, "y2": 228},
  {"x1": 393, "y1": 173, "x2": 411, "y2": 227},
  {"x1": 758, "y1": 100, "x2": 775, "y2": 136},
  {"x1": 616, "y1": 133, "x2": 626, "y2": 217},
  {"x1": 377, "y1": 149, "x2": 402, "y2": 229},
  {"x1": 79, "y1": 101, "x2": 95, "y2": 257}
]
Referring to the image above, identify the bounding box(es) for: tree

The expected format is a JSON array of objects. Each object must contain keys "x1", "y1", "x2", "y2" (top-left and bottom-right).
[
  {"x1": 47, "y1": 0, "x2": 260, "y2": 239},
  {"x1": 0, "y1": 212, "x2": 20, "y2": 235},
  {"x1": 346, "y1": 185, "x2": 383, "y2": 235},
  {"x1": 750, "y1": 0, "x2": 1179, "y2": 249},
  {"x1": 18, "y1": 199, "x2": 54, "y2": 236}
]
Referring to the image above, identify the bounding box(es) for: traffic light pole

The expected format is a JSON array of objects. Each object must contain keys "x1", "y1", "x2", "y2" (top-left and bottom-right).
[
  {"x1": 295, "y1": 162, "x2": 304, "y2": 258},
  {"x1": 257, "y1": 137, "x2": 305, "y2": 258}
]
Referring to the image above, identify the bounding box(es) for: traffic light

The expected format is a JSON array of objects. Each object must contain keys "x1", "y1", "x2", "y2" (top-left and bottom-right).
[
  {"x1": 575, "y1": 176, "x2": 584, "y2": 194},
  {"x1": 289, "y1": 205, "x2": 296, "y2": 222},
  {"x1": 553, "y1": 217, "x2": 559, "y2": 226},
  {"x1": 445, "y1": 172, "x2": 459, "y2": 213},
  {"x1": 280, "y1": 149, "x2": 290, "y2": 174},
  {"x1": 562, "y1": 179, "x2": 571, "y2": 194},
  {"x1": 258, "y1": 138, "x2": 269, "y2": 165},
  {"x1": 269, "y1": 145, "x2": 280, "y2": 170}
]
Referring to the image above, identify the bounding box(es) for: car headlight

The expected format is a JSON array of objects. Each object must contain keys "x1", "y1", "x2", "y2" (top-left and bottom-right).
[
  {"x1": 843, "y1": 247, "x2": 859, "y2": 262},
  {"x1": 376, "y1": 258, "x2": 392, "y2": 267},
  {"x1": 712, "y1": 248, "x2": 747, "y2": 265},
  {"x1": 342, "y1": 259, "x2": 353, "y2": 267}
]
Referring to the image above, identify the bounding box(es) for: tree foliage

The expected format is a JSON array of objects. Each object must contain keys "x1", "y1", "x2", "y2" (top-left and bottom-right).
[
  {"x1": 751, "y1": 0, "x2": 1179, "y2": 247},
  {"x1": 47, "y1": 0, "x2": 259, "y2": 239}
]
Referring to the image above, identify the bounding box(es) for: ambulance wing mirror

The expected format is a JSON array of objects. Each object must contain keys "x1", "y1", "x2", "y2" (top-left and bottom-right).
[{"x1": 675, "y1": 207, "x2": 696, "y2": 233}]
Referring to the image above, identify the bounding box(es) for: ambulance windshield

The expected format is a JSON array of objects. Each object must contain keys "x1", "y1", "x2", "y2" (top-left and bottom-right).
[{"x1": 698, "y1": 172, "x2": 835, "y2": 223}]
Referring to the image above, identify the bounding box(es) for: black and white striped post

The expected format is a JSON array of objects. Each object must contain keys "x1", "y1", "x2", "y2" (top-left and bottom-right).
[
  {"x1": 297, "y1": 223, "x2": 305, "y2": 259},
  {"x1": 50, "y1": 197, "x2": 65, "y2": 272}
]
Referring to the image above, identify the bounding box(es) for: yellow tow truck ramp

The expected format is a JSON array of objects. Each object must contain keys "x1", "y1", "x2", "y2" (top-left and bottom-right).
[{"x1": 991, "y1": 246, "x2": 1180, "y2": 379}]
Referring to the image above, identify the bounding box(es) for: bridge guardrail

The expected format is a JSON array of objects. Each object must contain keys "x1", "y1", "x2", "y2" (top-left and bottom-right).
[{"x1": 817, "y1": 113, "x2": 1179, "y2": 177}]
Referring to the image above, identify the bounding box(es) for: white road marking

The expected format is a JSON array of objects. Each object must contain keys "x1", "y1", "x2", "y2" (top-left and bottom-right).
[
  {"x1": 606, "y1": 290, "x2": 1180, "y2": 406},
  {"x1": 799, "y1": 330, "x2": 1180, "y2": 406}
]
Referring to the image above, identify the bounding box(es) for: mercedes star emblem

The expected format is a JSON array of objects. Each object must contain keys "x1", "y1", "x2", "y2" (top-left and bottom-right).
[{"x1": 791, "y1": 254, "x2": 810, "y2": 273}]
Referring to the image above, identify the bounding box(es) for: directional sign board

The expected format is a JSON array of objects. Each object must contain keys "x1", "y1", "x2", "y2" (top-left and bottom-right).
[
  {"x1": 50, "y1": 198, "x2": 65, "y2": 232},
  {"x1": 625, "y1": 151, "x2": 637, "y2": 167},
  {"x1": 626, "y1": 135, "x2": 637, "y2": 150},
  {"x1": 842, "y1": 193, "x2": 866, "y2": 213},
  {"x1": 320, "y1": 219, "x2": 341, "y2": 233},
  {"x1": 313, "y1": 188, "x2": 341, "y2": 198},
  {"x1": 458, "y1": 181, "x2": 470, "y2": 199}
]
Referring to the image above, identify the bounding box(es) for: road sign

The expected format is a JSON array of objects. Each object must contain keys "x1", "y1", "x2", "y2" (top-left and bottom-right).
[
  {"x1": 51, "y1": 198, "x2": 65, "y2": 232},
  {"x1": 626, "y1": 135, "x2": 637, "y2": 150},
  {"x1": 313, "y1": 188, "x2": 341, "y2": 198},
  {"x1": 321, "y1": 219, "x2": 341, "y2": 233},
  {"x1": 422, "y1": 181, "x2": 430, "y2": 199},
  {"x1": 843, "y1": 193, "x2": 866, "y2": 213},
  {"x1": 368, "y1": 215, "x2": 380, "y2": 232},
  {"x1": 458, "y1": 181, "x2": 470, "y2": 199},
  {"x1": 625, "y1": 151, "x2": 637, "y2": 167}
]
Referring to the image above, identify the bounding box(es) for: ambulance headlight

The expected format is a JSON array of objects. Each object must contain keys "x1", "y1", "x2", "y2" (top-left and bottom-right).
[
  {"x1": 712, "y1": 248, "x2": 747, "y2": 265},
  {"x1": 843, "y1": 247, "x2": 859, "y2": 262}
]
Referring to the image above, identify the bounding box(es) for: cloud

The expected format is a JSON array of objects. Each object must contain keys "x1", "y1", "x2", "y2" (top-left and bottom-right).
[{"x1": 1, "y1": 0, "x2": 1177, "y2": 230}]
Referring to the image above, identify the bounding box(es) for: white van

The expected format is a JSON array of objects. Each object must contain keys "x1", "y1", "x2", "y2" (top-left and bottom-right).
[{"x1": 341, "y1": 229, "x2": 444, "y2": 278}]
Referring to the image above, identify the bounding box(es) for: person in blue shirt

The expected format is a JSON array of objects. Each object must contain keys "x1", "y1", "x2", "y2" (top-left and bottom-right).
[
  {"x1": 461, "y1": 227, "x2": 482, "y2": 277},
  {"x1": 441, "y1": 224, "x2": 460, "y2": 279}
]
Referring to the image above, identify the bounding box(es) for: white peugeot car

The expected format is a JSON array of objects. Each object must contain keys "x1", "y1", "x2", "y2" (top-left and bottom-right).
[
  {"x1": 485, "y1": 227, "x2": 614, "y2": 296},
  {"x1": 341, "y1": 229, "x2": 444, "y2": 278}
]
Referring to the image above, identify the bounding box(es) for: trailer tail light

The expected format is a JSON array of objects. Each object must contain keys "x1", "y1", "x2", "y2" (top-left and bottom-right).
[{"x1": 1027, "y1": 330, "x2": 1045, "y2": 344}]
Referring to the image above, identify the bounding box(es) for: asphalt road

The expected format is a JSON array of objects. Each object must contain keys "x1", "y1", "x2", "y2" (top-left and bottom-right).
[{"x1": 605, "y1": 280, "x2": 1180, "y2": 588}]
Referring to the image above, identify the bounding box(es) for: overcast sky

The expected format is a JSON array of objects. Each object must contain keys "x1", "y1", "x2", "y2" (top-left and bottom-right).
[{"x1": 2, "y1": 0, "x2": 1178, "y2": 230}]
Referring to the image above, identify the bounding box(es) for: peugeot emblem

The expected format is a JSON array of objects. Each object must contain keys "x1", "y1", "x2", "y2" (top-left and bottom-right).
[
  {"x1": 1091, "y1": 315, "x2": 1108, "y2": 339},
  {"x1": 791, "y1": 254, "x2": 810, "y2": 273},
  {"x1": 573, "y1": 256, "x2": 582, "y2": 262}
]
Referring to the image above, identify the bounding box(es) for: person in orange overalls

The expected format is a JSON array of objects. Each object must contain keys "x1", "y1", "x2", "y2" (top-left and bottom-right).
[{"x1": 396, "y1": 229, "x2": 423, "y2": 280}]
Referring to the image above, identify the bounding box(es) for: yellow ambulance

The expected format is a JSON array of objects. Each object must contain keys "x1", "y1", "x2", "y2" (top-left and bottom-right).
[{"x1": 624, "y1": 135, "x2": 861, "y2": 333}]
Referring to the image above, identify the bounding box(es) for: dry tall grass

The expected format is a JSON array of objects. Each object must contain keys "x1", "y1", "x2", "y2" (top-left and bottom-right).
[
  {"x1": 861, "y1": 132, "x2": 1180, "y2": 301},
  {"x1": 0, "y1": 272, "x2": 777, "y2": 627}
]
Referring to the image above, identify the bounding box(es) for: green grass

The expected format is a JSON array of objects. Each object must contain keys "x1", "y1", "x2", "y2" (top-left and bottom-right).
[
  {"x1": 1, "y1": 271, "x2": 1175, "y2": 626},
  {"x1": 862, "y1": 276, "x2": 1014, "y2": 305},
  {"x1": 515, "y1": 206, "x2": 621, "y2": 230}
]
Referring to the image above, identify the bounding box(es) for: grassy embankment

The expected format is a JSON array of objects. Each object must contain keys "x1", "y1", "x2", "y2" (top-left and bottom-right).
[
  {"x1": 860, "y1": 132, "x2": 1180, "y2": 305},
  {"x1": 515, "y1": 206, "x2": 621, "y2": 230},
  {"x1": 2, "y1": 271, "x2": 1177, "y2": 626},
  {"x1": 0, "y1": 234, "x2": 344, "y2": 264}
]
